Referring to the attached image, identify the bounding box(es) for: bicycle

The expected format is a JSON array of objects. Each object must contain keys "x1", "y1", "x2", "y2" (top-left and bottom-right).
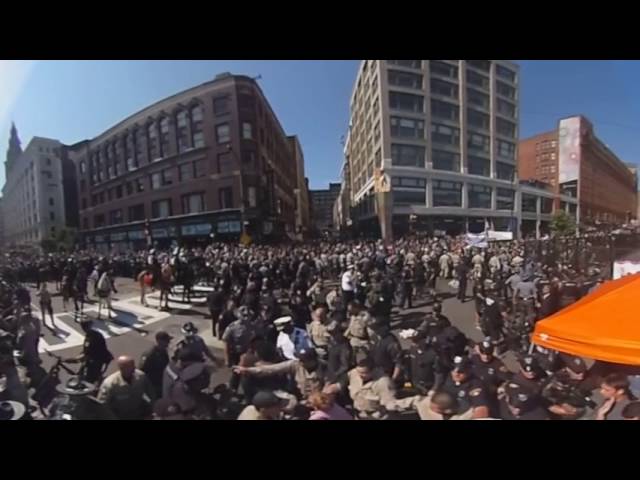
[{"x1": 30, "y1": 350, "x2": 80, "y2": 417}]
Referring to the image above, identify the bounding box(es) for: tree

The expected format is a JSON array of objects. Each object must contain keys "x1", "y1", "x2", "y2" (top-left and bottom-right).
[{"x1": 550, "y1": 210, "x2": 576, "y2": 237}]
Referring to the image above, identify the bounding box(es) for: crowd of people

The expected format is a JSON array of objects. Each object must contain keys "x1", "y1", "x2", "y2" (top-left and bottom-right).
[{"x1": 1, "y1": 233, "x2": 639, "y2": 420}]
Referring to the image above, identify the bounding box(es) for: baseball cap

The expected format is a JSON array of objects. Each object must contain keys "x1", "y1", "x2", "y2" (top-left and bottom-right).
[
  {"x1": 252, "y1": 391, "x2": 285, "y2": 409},
  {"x1": 452, "y1": 355, "x2": 472, "y2": 373},
  {"x1": 155, "y1": 331, "x2": 173, "y2": 342},
  {"x1": 519, "y1": 355, "x2": 540, "y2": 374}
]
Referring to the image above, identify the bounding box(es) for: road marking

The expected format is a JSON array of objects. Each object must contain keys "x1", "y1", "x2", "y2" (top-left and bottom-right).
[{"x1": 37, "y1": 295, "x2": 171, "y2": 353}]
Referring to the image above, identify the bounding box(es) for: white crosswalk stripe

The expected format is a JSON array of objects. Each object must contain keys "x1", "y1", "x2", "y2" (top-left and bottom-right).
[{"x1": 37, "y1": 296, "x2": 171, "y2": 353}]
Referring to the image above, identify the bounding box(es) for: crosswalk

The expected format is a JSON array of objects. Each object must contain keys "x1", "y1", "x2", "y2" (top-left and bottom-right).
[{"x1": 36, "y1": 297, "x2": 171, "y2": 353}]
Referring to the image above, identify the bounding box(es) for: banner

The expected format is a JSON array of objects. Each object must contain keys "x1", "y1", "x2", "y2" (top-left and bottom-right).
[
  {"x1": 466, "y1": 233, "x2": 488, "y2": 248},
  {"x1": 487, "y1": 230, "x2": 513, "y2": 241},
  {"x1": 613, "y1": 261, "x2": 640, "y2": 280}
]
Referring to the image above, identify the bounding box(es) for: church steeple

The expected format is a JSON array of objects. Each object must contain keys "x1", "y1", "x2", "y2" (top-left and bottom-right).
[{"x1": 5, "y1": 122, "x2": 22, "y2": 173}]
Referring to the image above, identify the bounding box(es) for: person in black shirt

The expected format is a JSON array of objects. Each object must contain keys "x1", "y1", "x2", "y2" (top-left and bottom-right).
[
  {"x1": 68, "y1": 319, "x2": 114, "y2": 384},
  {"x1": 440, "y1": 356, "x2": 491, "y2": 419},
  {"x1": 499, "y1": 384, "x2": 549, "y2": 420},
  {"x1": 509, "y1": 355, "x2": 546, "y2": 397},
  {"x1": 207, "y1": 285, "x2": 226, "y2": 339},
  {"x1": 406, "y1": 330, "x2": 445, "y2": 394},
  {"x1": 218, "y1": 299, "x2": 237, "y2": 340},
  {"x1": 455, "y1": 262, "x2": 469, "y2": 302},
  {"x1": 140, "y1": 331, "x2": 173, "y2": 398},
  {"x1": 369, "y1": 317, "x2": 404, "y2": 384}
]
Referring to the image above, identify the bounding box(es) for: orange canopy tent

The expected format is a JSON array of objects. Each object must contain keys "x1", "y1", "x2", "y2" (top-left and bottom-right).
[{"x1": 532, "y1": 273, "x2": 640, "y2": 366}]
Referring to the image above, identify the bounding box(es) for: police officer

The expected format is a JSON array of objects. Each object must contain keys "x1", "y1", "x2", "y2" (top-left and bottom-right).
[
  {"x1": 369, "y1": 316, "x2": 404, "y2": 384},
  {"x1": 541, "y1": 355, "x2": 594, "y2": 420},
  {"x1": 498, "y1": 383, "x2": 549, "y2": 420},
  {"x1": 440, "y1": 356, "x2": 491, "y2": 419},
  {"x1": 470, "y1": 338, "x2": 511, "y2": 393},
  {"x1": 405, "y1": 330, "x2": 445, "y2": 394},
  {"x1": 417, "y1": 303, "x2": 451, "y2": 338},
  {"x1": 509, "y1": 355, "x2": 547, "y2": 397}
]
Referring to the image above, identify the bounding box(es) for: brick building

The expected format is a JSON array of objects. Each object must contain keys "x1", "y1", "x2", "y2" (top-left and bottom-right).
[
  {"x1": 519, "y1": 116, "x2": 637, "y2": 226},
  {"x1": 73, "y1": 73, "x2": 302, "y2": 250}
]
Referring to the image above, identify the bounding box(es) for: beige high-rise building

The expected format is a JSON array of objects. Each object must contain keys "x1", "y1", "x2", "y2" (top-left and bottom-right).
[{"x1": 346, "y1": 60, "x2": 520, "y2": 238}]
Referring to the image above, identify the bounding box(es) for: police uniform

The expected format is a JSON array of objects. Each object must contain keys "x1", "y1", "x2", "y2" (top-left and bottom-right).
[
  {"x1": 540, "y1": 356, "x2": 593, "y2": 420},
  {"x1": 510, "y1": 356, "x2": 546, "y2": 396},
  {"x1": 440, "y1": 357, "x2": 491, "y2": 414},
  {"x1": 498, "y1": 391, "x2": 548, "y2": 420},
  {"x1": 470, "y1": 353, "x2": 510, "y2": 390},
  {"x1": 407, "y1": 340, "x2": 444, "y2": 393}
]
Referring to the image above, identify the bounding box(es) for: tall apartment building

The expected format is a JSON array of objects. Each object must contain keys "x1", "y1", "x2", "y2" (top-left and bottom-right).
[
  {"x1": 0, "y1": 197, "x2": 4, "y2": 249},
  {"x1": 519, "y1": 116, "x2": 637, "y2": 226},
  {"x1": 73, "y1": 73, "x2": 303, "y2": 251},
  {"x1": 288, "y1": 135, "x2": 311, "y2": 239},
  {"x1": 346, "y1": 60, "x2": 520, "y2": 239},
  {"x1": 310, "y1": 183, "x2": 341, "y2": 234},
  {"x1": 2, "y1": 124, "x2": 74, "y2": 247}
]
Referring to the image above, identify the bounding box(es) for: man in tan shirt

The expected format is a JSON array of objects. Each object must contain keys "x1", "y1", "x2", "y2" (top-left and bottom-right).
[{"x1": 98, "y1": 356, "x2": 156, "y2": 420}]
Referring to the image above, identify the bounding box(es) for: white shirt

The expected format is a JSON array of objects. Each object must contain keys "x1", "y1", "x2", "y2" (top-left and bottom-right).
[
  {"x1": 341, "y1": 270, "x2": 355, "y2": 291},
  {"x1": 277, "y1": 332, "x2": 296, "y2": 360}
]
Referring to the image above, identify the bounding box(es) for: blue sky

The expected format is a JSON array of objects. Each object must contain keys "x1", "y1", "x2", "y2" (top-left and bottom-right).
[{"x1": 1, "y1": 60, "x2": 640, "y2": 191}]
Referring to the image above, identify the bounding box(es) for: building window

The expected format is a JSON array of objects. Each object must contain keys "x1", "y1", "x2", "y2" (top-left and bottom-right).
[
  {"x1": 388, "y1": 69, "x2": 423, "y2": 89},
  {"x1": 216, "y1": 123, "x2": 231, "y2": 144},
  {"x1": 430, "y1": 79, "x2": 458, "y2": 99},
  {"x1": 467, "y1": 108, "x2": 490, "y2": 130},
  {"x1": 179, "y1": 162, "x2": 194, "y2": 182},
  {"x1": 541, "y1": 197, "x2": 553, "y2": 214},
  {"x1": 389, "y1": 91, "x2": 424, "y2": 113},
  {"x1": 468, "y1": 132, "x2": 490, "y2": 154},
  {"x1": 242, "y1": 122, "x2": 253, "y2": 140},
  {"x1": 151, "y1": 172, "x2": 162, "y2": 190},
  {"x1": 128, "y1": 204, "x2": 145, "y2": 222},
  {"x1": 136, "y1": 129, "x2": 146, "y2": 164},
  {"x1": 42, "y1": 171, "x2": 53, "y2": 180},
  {"x1": 109, "y1": 209, "x2": 123, "y2": 225},
  {"x1": 49, "y1": 197, "x2": 54, "y2": 206},
  {"x1": 430, "y1": 61, "x2": 458, "y2": 79},
  {"x1": 242, "y1": 151, "x2": 256, "y2": 167},
  {"x1": 126, "y1": 182, "x2": 133, "y2": 195},
  {"x1": 387, "y1": 60, "x2": 422, "y2": 69},
  {"x1": 496, "y1": 162, "x2": 515, "y2": 181},
  {"x1": 496, "y1": 81, "x2": 516, "y2": 99},
  {"x1": 467, "y1": 60, "x2": 491, "y2": 72},
  {"x1": 497, "y1": 99, "x2": 516, "y2": 118},
  {"x1": 151, "y1": 199, "x2": 172, "y2": 219},
  {"x1": 392, "y1": 189, "x2": 426, "y2": 205},
  {"x1": 80, "y1": 161, "x2": 86, "y2": 174},
  {"x1": 176, "y1": 111, "x2": 190, "y2": 153},
  {"x1": 160, "y1": 117, "x2": 171, "y2": 157},
  {"x1": 496, "y1": 188, "x2": 515, "y2": 210},
  {"x1": 49, "y1": 211, "x2": 55, "y2": 221},
  {"x1": 147, "y1": 123, "x2": 159, "y2": 160},
  {"x1": 194, "y1": 159, "x2": 206, "y2": 178},
  {"x1": 219, "y1": 187, "x2": 233, "y2": 209},
  {"x1": 431, "y1": 99, "x2": 459, "y2": 122},
  {"x1": 496, "y1": 65, "x2": 517, "y2": 82},
  {"x1": 468, "y1": 184, "x2": 492, "y2": 209},
  {"x1": 162, "y1": 168, "x2": 173, "y2": 186},
  {"x1": 431, "y1": 123, "x2": 460, "y2": 146},
  {"x1": 468, "y1": 155, "x2": 490, "y2": 177},
  {"x1": 466, "y1": 89, "x2": 490, "y2": 110},
  {"x1": 81, "y1": 198, "x2": 87, "y2": 210},
  {"x1": 213, "y1": 96, "x2": 230, "y2": 115},
  {"x1": 192, "y1": 132, "x2": 205, "y2": 149},
  {"x1": 182, "y1": 193, "x2": 205, "y2": 214},
  {"x1": 83, "y1": 218, "x2": 89, "y2": 230},
  {"x1": 136, "y1": 178, "x2": 145, "y2": 193},
  {"x1": 94, "y1": 214, "x2": 106, "y2": 228},
  {"x1": 522, "y1": 194, "x2": 538, "y2": 213},
  {"x1": 107, "y1": 189, "x2": 112, "y2": 201},
  {"x1": 115, "y1": 185, "x2": 123, "y2": 199},
  {"x1": 390, "y1": 116, "x2": 425, "y2": 139},
  {"x1": 433, "y1": 180, "x2": 462, "y2": 207},
  {"x1": 432, "y1": 149, "x2": 460, "y2": 172},
  {"x1": 217, "y1": 152, "x2": 233, "y2": 173},
  {"x1": 497, "y1": 140, "x2": 516, "y2": 160},
  {"x1": 496, "y1": 118, "x2": 516, "y2": 138},
  {"x1": 191, "y1": 105, "x2": 204, "y2": 148},
  {"x1": 391, "y1": 144, "x2": 426, "y2": 168},
  {"x1": 247, "y1": 186, "x2": 257, "y2": 208},
  {"x1": 466, "y1": 70, "x2": 489, "y2": 90}
]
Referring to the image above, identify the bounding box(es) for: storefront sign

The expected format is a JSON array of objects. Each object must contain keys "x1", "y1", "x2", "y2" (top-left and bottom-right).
[
  {"x1": 181, "y1": 223, "x2": 212, "y2": 236},
  {"x1": 218, "y1": 221, "x2": 242, "y2": 233}
]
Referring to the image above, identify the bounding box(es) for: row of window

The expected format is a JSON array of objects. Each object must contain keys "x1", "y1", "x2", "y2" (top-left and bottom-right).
[
  {"x1": 86, "y1": 160, "x2": 206, "y2": 209},
  {"x1": 88, "y1": 188, "x2": 234, "y2": 229},
  {"x1": 391, "y1": 180, "x2": 516, "y2": 209},
  {"x1": 387, "y1": 60, "x2": 517, "y2": 84},
  {"x1": 536, "y1": 139, "x2": 558, "y2": 151}
]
